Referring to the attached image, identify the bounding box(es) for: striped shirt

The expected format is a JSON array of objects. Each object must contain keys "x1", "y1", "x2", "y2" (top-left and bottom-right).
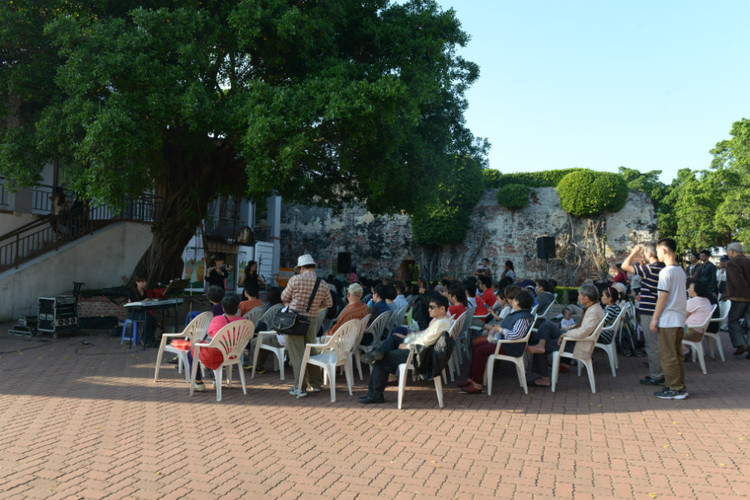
[
  {"x1": 598, "y1": 304, "x2": 621, "y2": 345},
  {"x1": 633, "y1": 261, "x2": 665, "y2": 315}
]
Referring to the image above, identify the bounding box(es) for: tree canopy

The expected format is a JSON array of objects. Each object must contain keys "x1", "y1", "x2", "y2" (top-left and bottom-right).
[{"x1": 1, "y1": 0, "x2": 487, "y2": 282}]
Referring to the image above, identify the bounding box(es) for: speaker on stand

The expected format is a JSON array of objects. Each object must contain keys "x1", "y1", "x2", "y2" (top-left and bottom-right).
[{"x1": 536, "y1": 236, "x2": 556, "y2": 279}]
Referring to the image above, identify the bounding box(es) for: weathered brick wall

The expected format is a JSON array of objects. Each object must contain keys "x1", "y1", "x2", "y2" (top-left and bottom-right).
[
  {"x1": 280, "y1": 187, "x2": 658, "y2": 285},
  {"x1": 77, "y1": 296, "x2": 129, "y2": 321}
]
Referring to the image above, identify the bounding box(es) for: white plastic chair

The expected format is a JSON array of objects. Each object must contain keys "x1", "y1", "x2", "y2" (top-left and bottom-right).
[
  {"x1": 243, "y1": 305, "x2": 265, "y2": 324},
  {"x1": 296, "y1": 319, "x2": 362, "y2": 402},
  {"x1": 389, "y1": 305, "x2": 409, "y2": 333},
  {"x1": 397, "y1": 336, "x2": 450, "y2": 410},
  {"x1": 357, "y1": 311, "x2": 392, "y2": 356},
  {"x1": 445, "y1": 311, "x2": 468, "y2": 382},
  {"x1": 594, "y1": 307, "x2": 628, "y2": 377},
  {"x1": 682, "y1": 304, "x2": 717, "y2": 374},
  {"x1": 551, "y1": 317, "x2": 607, "y2": 393},
  {"x1": 351, "y1": 314, "x2": 371, "y2": 380},
  {"x1": 154, "y1": 311, "x2": 212, "y2": 382},
  {"x1": 704, "y1": 301, "x2": 730, "y2": 361},
  {"x1": 251, "y1": 304, "x2": 288, "y2": 379},
  {"x1": 531, "y1": 299, "x2": 556, "y2": 333},
  {"x1": 190, "y1": 319, "x2": 255, "y2": 401},
  {"x1": 485, "y1": 321, "x2": 534, "y2": 395},
  {"x1": 456, "y1": 306, "x2": 476, "y2": 362}
]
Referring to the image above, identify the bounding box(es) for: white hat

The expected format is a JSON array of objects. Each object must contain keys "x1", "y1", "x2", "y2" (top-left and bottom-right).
[{"x1": 296, "y1": 254, "x2": 316, "y2": 267}]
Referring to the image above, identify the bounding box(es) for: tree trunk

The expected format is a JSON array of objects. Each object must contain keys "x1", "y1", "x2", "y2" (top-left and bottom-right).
[{"x1": 131, "y1": 131, "x2": 246, "y2": 288}]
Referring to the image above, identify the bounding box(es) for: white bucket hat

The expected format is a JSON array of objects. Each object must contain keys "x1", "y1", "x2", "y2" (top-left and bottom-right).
[{"x1": 296, "y1": 254, "x2": 316, "y2": 267}]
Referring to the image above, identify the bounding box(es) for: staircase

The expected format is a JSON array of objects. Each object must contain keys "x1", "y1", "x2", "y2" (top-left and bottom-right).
[{"x1": 0, "y1": 197, "x2": 159, "y2": 273}]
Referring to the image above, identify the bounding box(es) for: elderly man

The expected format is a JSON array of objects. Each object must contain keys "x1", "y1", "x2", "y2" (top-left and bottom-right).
[
  {"x1": 622, "y1": 243, "x2": 666, "y2": 385},
  {"x1": 651, "y1": 238, "x2": 688, "y2": 400},
  {"x1": 325, "y1": 283, "x2": 369, "y2": 337},
  {"x1": 699, "y1": 249, "x2": 718, "y2": 296},
  {"x1": 281, "y1": 254, "x2": 333, "y2": 397},
  {"x1": 525, "y1": 284, "x2": 605, "y2": 387},
  {"x1": 725, "y1": 242, "x2": 750, "y2": 357},
  {"x1": 359, "y1": 292, "x2": 452, "y2": 404}
]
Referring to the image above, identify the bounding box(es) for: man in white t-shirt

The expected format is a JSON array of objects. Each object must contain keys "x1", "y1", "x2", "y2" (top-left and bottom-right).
[{"x1": 650, "y1": 238, "x2": 688, "y2": 400}]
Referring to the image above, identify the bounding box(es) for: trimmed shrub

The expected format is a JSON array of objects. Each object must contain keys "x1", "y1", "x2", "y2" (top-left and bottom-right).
[
  {"x1": 496, "y1": 183, "x2": 529, "y2": 209},
  {"x1": 557, "y1": 170, "x2": 628, "y2": 217},
  {"x1": 484, "y1": 168, "x2": 585, "y2": 189}
]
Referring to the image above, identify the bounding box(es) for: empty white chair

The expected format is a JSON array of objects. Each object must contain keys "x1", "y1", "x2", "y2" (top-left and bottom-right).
[
  {"x1": 704, "y1": 301, "x2": 730, "y2": 361},
  {"x1": 551, "y1": 317, "x2": 607, "y2": 393},
  {"x1": 296, "y1": 319, "x2": 362, "y2": 402},
  {"x1": 190, "y1": 320, "x2": 255, "y2": 401},
  {"x1": 154, "y1": 311, "x2": 212, "y2": 382},
  {"x1": 251, "y1": 304, "x2": 287, "y2": 379}
]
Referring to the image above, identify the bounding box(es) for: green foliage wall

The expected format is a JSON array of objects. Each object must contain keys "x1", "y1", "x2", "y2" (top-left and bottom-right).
[
  {"x1": 496, "y1": 183, "x2": 529, "y2": 209},
  {"x1": 412, "y1": 156, "x2": 484, "y2": 245},
  {"x1": 557, "y1": 170, "x2": 628, "y2": 217},
  {"x1": 483, "y1": 168, "x2": 584, "y2": 189}
]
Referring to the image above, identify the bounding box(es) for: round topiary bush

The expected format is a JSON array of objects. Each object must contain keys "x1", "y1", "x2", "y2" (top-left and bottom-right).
[
  {"x1": 496, "y1": 183, "x2": 530, "y2": 209},
  {"x1": 556, "y1": 170, "x2": 628, "y2": 217}
]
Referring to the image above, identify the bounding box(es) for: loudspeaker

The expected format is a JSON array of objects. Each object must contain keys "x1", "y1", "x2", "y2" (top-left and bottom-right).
[
  {"x1": 537, "y1": 236, "x2": 556, "y2": 260},
  {"x1": 337, "y1": 252, "x2": 352, "y2": 274}
]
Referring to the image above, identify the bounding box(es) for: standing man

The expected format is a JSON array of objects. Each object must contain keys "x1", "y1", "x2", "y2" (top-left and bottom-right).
[
  {"x1": 687, "y1": 252, "x2": 702, "y2": 280},
  {"x1": 651, "y1": 238, "x2": 688, "y2": 400},
  {"x1": 717, "y1": 255, "x2": 729, "y2": 297},
  {"x1": 281, "y1": 254, "x2": 333, "y2": 397},
  {"x1": 699, "y1": 249, "x2": 718, "y2": 297},
  {"x1": 622, "y1": 243, "x2": 665, "y2": 386},
  {"x1": 724, "y1": 242, "x2": 750, "y2": 357}
]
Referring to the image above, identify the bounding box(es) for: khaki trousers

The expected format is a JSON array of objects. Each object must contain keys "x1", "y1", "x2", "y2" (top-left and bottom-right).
[
  {"x1": 285, "y1": 314, "x2": 324, "y2": 390},
  {"x1": 658, "y1": 327, "x2": 685, "y2": 391}
]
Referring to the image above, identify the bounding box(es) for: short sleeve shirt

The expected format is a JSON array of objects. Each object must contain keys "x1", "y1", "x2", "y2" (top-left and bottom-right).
[
  {"x1": 656, "y1": 265, "x2": 687, "y2": 328},
  {"x1": 633, "y1": 261, "x2": 665, "y2": 315}
]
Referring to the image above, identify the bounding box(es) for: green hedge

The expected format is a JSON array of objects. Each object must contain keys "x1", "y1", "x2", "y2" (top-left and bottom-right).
[
  {"x1": 483, "y1": 168, "x2": 584, "y2": 189},
  {"x1": 496, "y1": 183, "x2": 530, "y2": 209},
  {"x1": 556, "y1": 170, "x2": 628, "y2": 217}
]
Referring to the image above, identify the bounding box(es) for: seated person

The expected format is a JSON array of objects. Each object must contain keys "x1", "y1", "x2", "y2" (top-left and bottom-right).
[
  {"x1": 127, "y1": 275, "x2": 158, "y2": 348},
  {"x1": 448, "y1": 283, "x2": 469, "y2": 319},
  {"x1": 560, "y1": 307, "x2": 576, "y2": 331},
  {"x1": 410, "y1": 279, "x2": 432, "y2": 331},
  {"x1": 484, "y1": 285, "x2": 518, "y2": 331},
  {"x1": 239, "y1": 283, "x2": 264, "y2": 316},
  {"x1": 358, "y1": 292, "x2": 452, "y2": 404},
  {"x1": 684, "y1": 279, "x2": 714, "y2": 343},
  {"x1": 190, "y1": 293, "x2": 243, "y2": 391},
  {"x1": 478, "y1": 275, "x2": 497, "y2": 308},
  {"x1": 325, "y1": 283, "x2": 369, "y2": 336},
  {"x1": 525, "y1": 284, "x2": 605, "y2": 387},
  {"x1": 463, "y1": 277, "x2": 488, "y2": 319},
  {"x1": 459, "y1": 289, "x2": 535, "y2": 393},
  {"x1": 207, "y1": 285, "x2": 226, "y2": 316},
  {"x1": 383, "y1": 284, "x2": 399, "y2": 311},
  {"x1": 393, "y1": 281, "x2": 409, "y2": 310},
  {"x1": 535, "y1": 279, "x2": 557, "y2": 316},
  {"x1": 596, "y1": 286, "x2": 622, "y2": 345},
  {"x1": 368, "y1": 284, "x2": 390, "y2": 326}
]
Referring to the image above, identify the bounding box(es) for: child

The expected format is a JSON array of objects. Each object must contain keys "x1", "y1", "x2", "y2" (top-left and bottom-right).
[{"x1": 560, "y1": 307, "x2": 576, "y2": 332}]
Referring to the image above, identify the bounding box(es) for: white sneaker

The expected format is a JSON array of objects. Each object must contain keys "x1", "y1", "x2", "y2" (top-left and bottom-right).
[{"x1": 193, "y1": 382, "x2": 206, "y2": 392}]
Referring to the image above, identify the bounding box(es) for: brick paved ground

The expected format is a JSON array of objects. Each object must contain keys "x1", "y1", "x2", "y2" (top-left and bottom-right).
[{"x1": 1, "y1": 326, "x2": 748, "y2": 499}]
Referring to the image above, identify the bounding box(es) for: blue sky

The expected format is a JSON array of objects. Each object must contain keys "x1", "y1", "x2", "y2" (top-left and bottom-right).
[{"x1": 435, "y1": 0, "x2": 750, "y2": 183}]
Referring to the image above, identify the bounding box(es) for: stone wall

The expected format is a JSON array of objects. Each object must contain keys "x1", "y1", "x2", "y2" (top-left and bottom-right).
[{"x1": 279, "y1": 187, "x2": 658, "y2": 285}]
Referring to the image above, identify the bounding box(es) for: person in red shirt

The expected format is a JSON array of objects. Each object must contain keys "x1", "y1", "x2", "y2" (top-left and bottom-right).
[
  {"x1": 478, "y1": 275, "x2": 497, "y2": 308},
  {"x1": 448, "y1": 283, "x2": 469, "y2": 319},
  {"x1": 239, "y1": 283, "x2": 264, "y2": 316}
]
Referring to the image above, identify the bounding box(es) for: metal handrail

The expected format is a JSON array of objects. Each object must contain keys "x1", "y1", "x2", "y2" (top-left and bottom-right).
[{"x1": 0, "y1": 195, "x2": 161, "y2": 271}]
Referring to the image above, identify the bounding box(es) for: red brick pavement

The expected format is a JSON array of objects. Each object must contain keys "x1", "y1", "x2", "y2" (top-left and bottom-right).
[{"x1": 0, "y1": 329, "x2": 749, "y2": 499}]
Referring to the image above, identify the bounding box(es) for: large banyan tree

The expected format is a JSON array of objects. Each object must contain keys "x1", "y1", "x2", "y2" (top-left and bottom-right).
[{"x1": 0, "y1": 0, "x2": 487, "y2": 284}]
